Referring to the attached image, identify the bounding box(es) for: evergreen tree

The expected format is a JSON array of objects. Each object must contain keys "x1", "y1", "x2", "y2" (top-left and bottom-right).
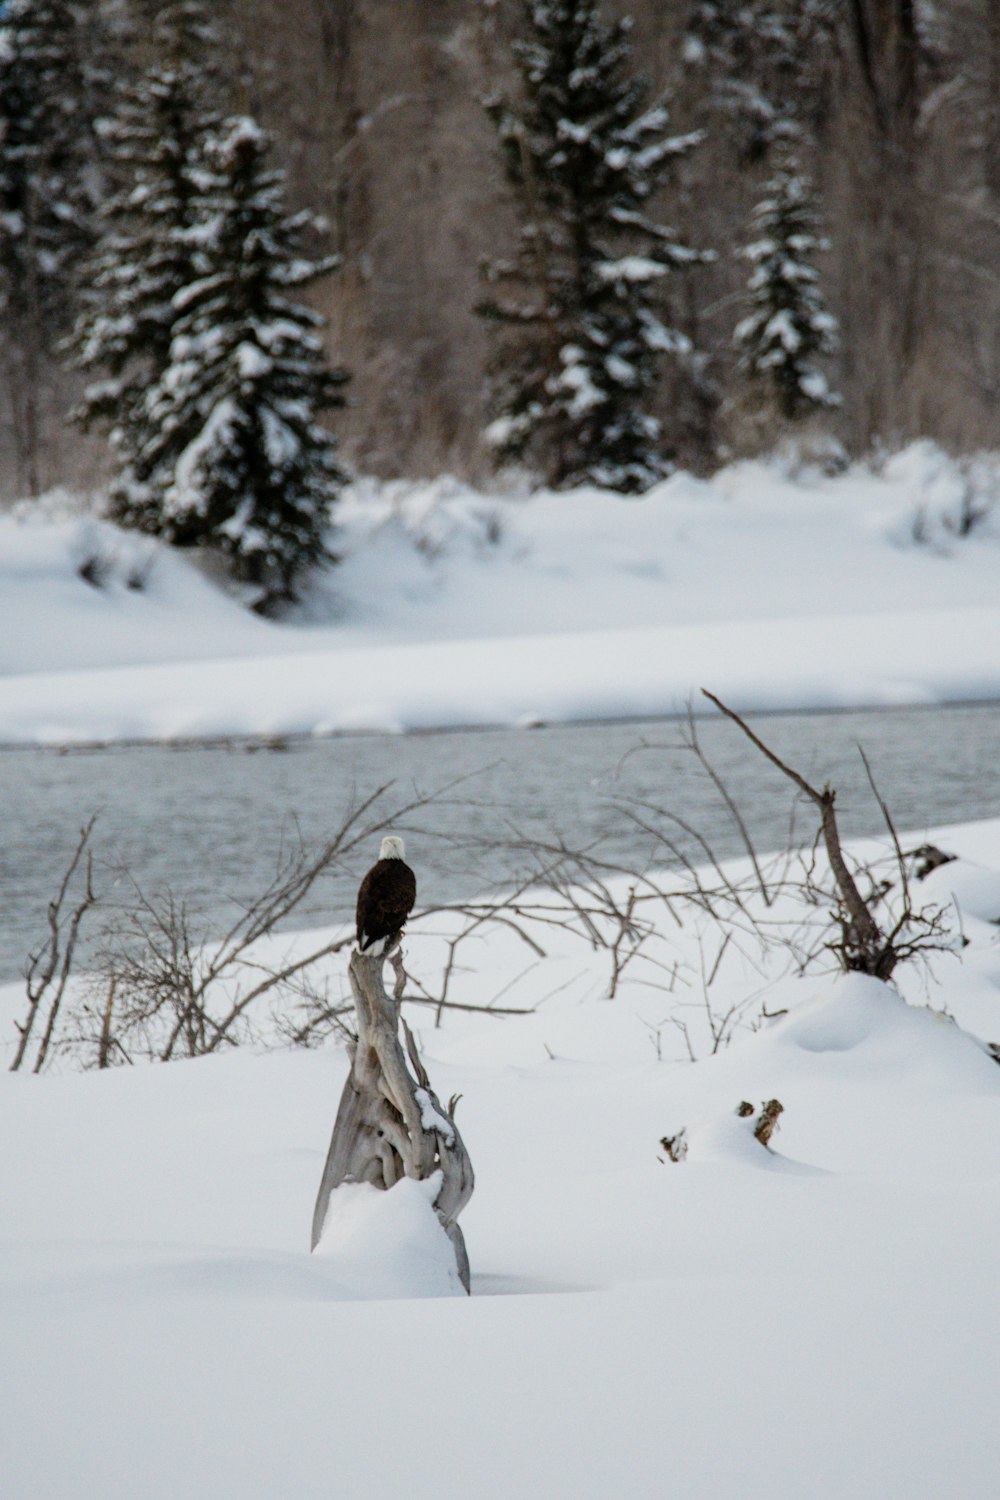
[
  {"x1": 683, "y1": 2, "x2": 833, "y2": 161},
  {"x1": 478, "y1": 0, "x2": 707, "y2": 494},
  {"x1": 683, "y1": 1, "x2": 799, "y2": 161},
  {"x1": 0, "y1": 0, "x2": 98, "y2": 325},
  {"x1": 0, "y1": 0, "x2": 104, "y2": 490},
  {"x1": 70, "y1": 1, "x2": 225, "y2": 451},
  {"x1": 733, "y1": 160, "x2": 839, "y2": 422},
  {"x1": 120, "y1": 116, "x2": 348, "y2": 608}
]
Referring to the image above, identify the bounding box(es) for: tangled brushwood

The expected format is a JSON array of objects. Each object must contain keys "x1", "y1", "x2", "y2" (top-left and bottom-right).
[{"x1": 8, "y1": 696, "x2": 959, "y2": 1073}]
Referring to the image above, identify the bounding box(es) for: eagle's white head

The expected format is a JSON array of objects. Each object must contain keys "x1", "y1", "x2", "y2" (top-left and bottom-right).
[{"x1": 380, "y1": 835, "x2": 406, "y2": 861}]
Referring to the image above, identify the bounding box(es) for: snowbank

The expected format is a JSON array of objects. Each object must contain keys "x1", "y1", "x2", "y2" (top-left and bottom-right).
[
  {"x1": 313, "y1": 1174, "x2": 465, "y2": 1299},
  {"x1": 1, "y1": 442, "x2": 999, "y2": 743},
  {"x1": 2, "y1": 815, "x2": 1000, "y2": 1497}
]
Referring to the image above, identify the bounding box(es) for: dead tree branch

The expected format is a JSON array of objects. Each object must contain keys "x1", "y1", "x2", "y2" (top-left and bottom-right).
[{"x1": 700, "y1": 689, "x2": 934, "y2": 981}]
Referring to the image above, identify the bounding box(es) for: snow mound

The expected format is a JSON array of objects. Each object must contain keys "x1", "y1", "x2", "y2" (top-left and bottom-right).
[
  {"x1": 312, "y1": 1172, "x2": 464, "y2": 1300},
  {"x1": 781, "y1": 975, "x2": 888, "y2": 1053},
  {"x1": 2, "y1": 818, "x2": 1000, "y2": 1498},
  {"x1": 0, "y1": 511, "x2": 273, "y2": 677},
  {"x1": 667, "y1": 1106, "x2": 820, "y2": 1174},
  {"x1": 656, "y1": 974, "x2": 1000, "y2": 1184},
  {"x1": 773, "y1": 974, "x2": 1000, "y2": 1095},
  {"x1": 922, "y1": 857, "x2": 1000, "y2": 926},
  {"x1": 2, "y1": 441, "x2": 1000, "y2": 742}
]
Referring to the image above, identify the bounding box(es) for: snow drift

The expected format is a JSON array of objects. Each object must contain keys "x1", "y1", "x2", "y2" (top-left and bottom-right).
[
  {"x1": 2, "y1": 815, "x2": 1000, "y2": 1497},
  {"x1": 1, "y1": 441, "x2": 999, "y2": 743}
]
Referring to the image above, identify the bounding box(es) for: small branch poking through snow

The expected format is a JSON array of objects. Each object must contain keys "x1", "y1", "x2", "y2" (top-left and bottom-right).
[
  {"x1": 660, "y1": 1129, "x2": 688, "y2": 1163},
  {"x1": 737, "y1": 1098, "x2": 784, "y2": 1149}
]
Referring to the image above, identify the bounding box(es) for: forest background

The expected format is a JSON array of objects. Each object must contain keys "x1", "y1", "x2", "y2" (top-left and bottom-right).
[{"x1": 3, "y1": 0, "x2": 998, "y2": 499}]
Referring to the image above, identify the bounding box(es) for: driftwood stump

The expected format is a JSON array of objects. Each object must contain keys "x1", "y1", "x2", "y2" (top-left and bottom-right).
[{"x1": 310, "y1": 945, "x2": 475, "y2": 1291}]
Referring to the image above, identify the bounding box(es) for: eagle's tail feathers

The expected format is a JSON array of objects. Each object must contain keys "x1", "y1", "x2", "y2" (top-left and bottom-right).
[{"x1": 358, "y1": 930, "x2": 396, "y2": 954}]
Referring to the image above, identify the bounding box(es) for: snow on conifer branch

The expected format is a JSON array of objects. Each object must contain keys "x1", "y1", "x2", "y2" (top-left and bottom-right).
[
  {"x1": 69, "y1": 1, "x2": 227, "y2": 449},
  {"x1": 126, "y1": 113, "x2": 349, "y2": 610},
  {"x1": 70, "y1": 8, "x2": 349, "y2": 613},
  {"x1": 733, "y1": 158, "x2": 840, "y2": 424},
  {"x1": 0, "y1": 0, "x2": 105, "y2": 493},
  {"x1": 477, "y1": 0, "x2": 710, "y2": 494}
]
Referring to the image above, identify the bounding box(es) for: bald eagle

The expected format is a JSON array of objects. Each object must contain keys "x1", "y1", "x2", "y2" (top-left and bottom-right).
[{"x1": 355, "y1": 835, "x2": 417, "y2": 953}]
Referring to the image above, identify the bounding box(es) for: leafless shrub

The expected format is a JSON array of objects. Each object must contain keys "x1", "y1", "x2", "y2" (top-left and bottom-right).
[
  {"x1": 909, "y1": 458, "x2": 998, "y2": 549},
  {"x1": 30, "y1": 770, "x2": 743, "y2": 1070},
  {"x1": 417, "y1": 817, "x2": 789, "y2": 1059},
  {"x1": 10, "y1": 818, "x2": 99, "y2": 1073},
  {"x1": 15, "y1": 696, "x2": 959, "y2": 1075},
  {"x1": 699, "y1": 691, "x2": 953, "y2": 983},
  {"x1": 74, "y1": 782, "x2": 455, "y2": 1066},
  {"x1": 667, "y1": 932, "x2": 748, "y2": 1061},
  {"x1": 594, "y1": 693, "x2": 958, "y2": 1055},
  {"x1": 34, "y1": 778, "x2": 672, "y2": 1069}
]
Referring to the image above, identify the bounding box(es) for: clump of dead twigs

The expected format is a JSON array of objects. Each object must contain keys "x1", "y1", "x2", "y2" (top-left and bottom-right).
[
  {"x1": 8, "y1": 693, "x2": 961, "y2": 1074},
  {"x1": 9, "y1": 779, "x2": 696, "y2": 1070},
  {"x1": 699, "y1": 689, "x2": 953, "y2": 983},
  {"x1": 736, "y1": 1097, "x2": 784, "y2": 1148},
  {"x1": 10, "y1": 818, "x2": 98, "y2": 1073}
]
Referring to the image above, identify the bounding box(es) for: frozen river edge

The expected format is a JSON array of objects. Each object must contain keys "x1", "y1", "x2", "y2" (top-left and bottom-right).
[{"x1": 3, "y1": 603, "x2": 1000, "y2": 747}]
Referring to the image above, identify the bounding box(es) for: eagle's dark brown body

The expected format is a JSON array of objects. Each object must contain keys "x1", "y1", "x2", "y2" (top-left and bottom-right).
[{"x1": 356, "y1": 852, "x2": 417, "y2": 951}]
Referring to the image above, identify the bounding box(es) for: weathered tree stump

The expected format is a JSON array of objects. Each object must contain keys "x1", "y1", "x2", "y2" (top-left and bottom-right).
[{"x1": 310, "y1": 945, "x2": 475, "y2": 1291}]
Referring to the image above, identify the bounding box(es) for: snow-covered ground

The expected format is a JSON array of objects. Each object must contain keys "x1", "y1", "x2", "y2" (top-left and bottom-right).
[
  {"x1": 2, "y1": 814, "x2": 999, "y2": 1499},
  {"x1": 1, "y1": 441, "x2": 999, "y2": 743}
]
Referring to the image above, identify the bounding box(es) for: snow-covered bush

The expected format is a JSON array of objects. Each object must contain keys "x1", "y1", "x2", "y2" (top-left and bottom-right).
[{"x1": 887, "y1": 444, "x2": 1000, "y2": 551}]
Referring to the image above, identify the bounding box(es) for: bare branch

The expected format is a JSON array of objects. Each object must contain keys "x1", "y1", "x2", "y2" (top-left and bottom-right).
[
  {"x1": 701, "y1": 689, "x2": 888, "y2": 973},
  {"x1": 11, "y1": 819, "x2": 99, "y2": 1073}
]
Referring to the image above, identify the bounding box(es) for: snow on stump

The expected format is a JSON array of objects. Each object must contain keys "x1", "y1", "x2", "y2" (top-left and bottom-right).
[
  {"x1": 312, "y1": 1175, "x2": 466, "y2": 1299},
  {"x1": 310, "y1": 946, "x2": 474, "y2": 1294}
]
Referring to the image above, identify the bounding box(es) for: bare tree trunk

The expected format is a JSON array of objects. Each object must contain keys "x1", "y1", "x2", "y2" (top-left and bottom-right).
[
  {"x1": 987, "y1": 4, "x2": 1000, "y2": 203},
  {"x1": 834, "y1": 0, "x2": 924, "y2": 444},
  {"x1": 5, "y1": 329, "x2": 42, "y2": 501},
  {"x1": 311, "y1": 945, "x2": 474, "y2": 1291},
  {"x1": 845, "y1": 0, "x2": 918, "y2": 136}
]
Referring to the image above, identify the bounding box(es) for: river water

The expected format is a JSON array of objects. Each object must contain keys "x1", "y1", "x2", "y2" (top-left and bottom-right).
[{"x1": 2, "y1": 703, "x2": 998, "y2": 985}]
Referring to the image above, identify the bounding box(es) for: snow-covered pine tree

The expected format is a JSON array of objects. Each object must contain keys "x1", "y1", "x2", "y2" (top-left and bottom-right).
[
  {"x1": 683, "y1": 1, "x2": 799, "y2": 160},
  {"x1": 478, "y1": 0, "x2": 707, "y2": 494},
  {"x1": 69, "y1": 0, "x2": 226, "y2": 482},
  {"x1": 123, "y1": 116, "x2": 348, "y2": 608},
  {"x1": 683, "y1": 1, "x2": 833, "y2": 160},
  {"x1": 0, "y1": 0, "x2": 105, "y2": 490},
  {"x1": 733, "y1": 159, "x2": 840, "y2": 422},
  {"x1": 0, "y1": 0, "x2": 100, "y2": 326}
]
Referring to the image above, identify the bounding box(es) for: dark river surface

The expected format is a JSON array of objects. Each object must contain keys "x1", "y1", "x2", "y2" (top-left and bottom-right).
[{"x1": 2, "y1": 703, "x2": 999, "y2": 984}]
